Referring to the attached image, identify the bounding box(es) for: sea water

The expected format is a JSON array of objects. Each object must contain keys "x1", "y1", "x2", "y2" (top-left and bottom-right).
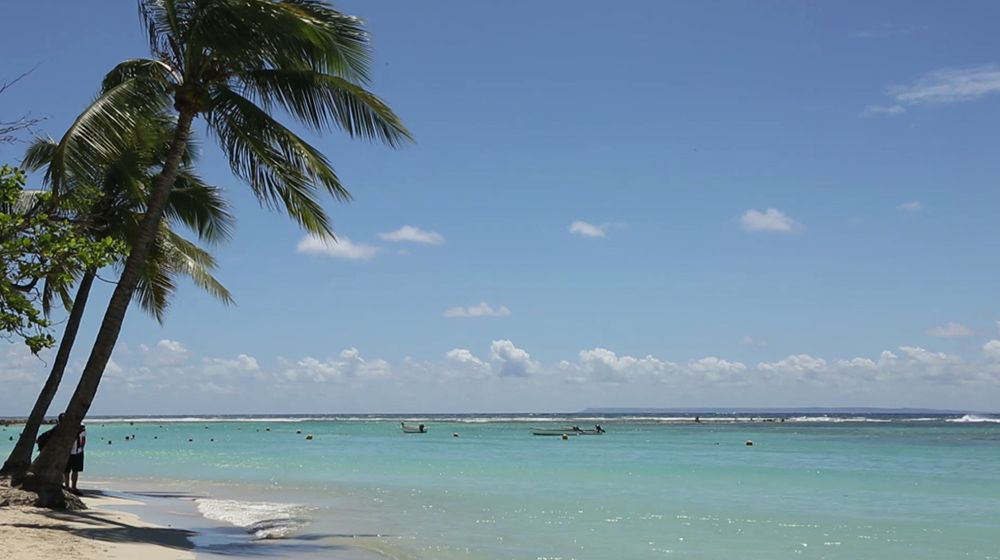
[{"x1": 3, "y1": 413, "x2": 999, "y2": 559}]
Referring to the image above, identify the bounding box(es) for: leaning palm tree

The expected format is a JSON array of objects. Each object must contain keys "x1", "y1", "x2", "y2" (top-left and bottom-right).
[
  {"x1": 21, "y1": 0, "x2": 410, "y2": 505},
  {"x1": 1, "y1": 121, "x2": 234, "y2": 484}
]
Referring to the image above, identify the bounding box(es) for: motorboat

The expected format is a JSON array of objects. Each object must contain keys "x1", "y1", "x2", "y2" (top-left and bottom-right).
[
  {"x1": 530, "y1": 425, "x2": 605, "y2": 436},
  {"x1": 401, "y1": 422, "x2": 427, "y2": 433},
  {"x1": 530, "y1": 427, "x2": 579, "y2": 436}
]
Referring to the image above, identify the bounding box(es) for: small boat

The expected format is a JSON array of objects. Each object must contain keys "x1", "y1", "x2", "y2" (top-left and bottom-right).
[
  {"x1": 401, "y1": 422, "x2": 427, "y2": 433},
  {"x1": 575, "y1": 428, "x2": 606, "y2": 435},
  {"x1": 530, "y1": 425, "x2": 606, "y2": 436},
  {"x1": 530, "y1": 427, "x2": 579, "y2": 436}
]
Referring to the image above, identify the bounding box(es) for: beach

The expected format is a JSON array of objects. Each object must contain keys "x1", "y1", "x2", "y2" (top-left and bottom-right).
[
  {"x1": 2, "y1": 413, "x2": 999, "y2": 559},
  {"x1": 0, "y1": 490, "x2": 194, "y2": 560}
]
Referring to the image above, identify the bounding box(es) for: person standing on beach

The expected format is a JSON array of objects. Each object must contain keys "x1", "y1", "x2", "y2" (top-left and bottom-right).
[{"x1": 64, "y1": 419, "x2": 86, "y2": 495}]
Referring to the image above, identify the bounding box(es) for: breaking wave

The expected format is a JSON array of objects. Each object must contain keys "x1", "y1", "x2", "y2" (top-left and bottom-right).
[{"x1": 196, "y1": 498, "x2": 312, "y2": 539}]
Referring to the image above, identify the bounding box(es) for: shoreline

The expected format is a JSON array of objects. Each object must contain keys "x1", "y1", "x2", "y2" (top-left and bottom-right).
[{"x1": 0, "y1": 489, "x2": 196, "y2": 560}]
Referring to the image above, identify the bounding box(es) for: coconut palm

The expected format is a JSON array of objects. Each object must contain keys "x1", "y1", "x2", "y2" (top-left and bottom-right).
[
  {"x1": 1, "y1": 119, "x2": 233, "y2": 485},
  {"x1": 20, "y1": 0, "x2": 410, "y2": 505}
]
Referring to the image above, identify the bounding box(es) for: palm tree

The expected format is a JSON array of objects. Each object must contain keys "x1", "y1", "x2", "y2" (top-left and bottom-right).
[
  {"x1": 20, "y1": 0, "x2": 410, "y2": 505},
  {"x1": 1, "y1": 118, "x2": 234, "y2": 484}
]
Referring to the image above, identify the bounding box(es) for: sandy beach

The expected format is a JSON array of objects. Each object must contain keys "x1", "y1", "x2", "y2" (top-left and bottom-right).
[{"x1": 0, "y1": 491, "x2": 195, "y2": 560}]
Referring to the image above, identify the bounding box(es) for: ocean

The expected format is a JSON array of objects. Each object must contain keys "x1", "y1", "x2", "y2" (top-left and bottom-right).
[{"x1": 3, "y1": 412, "x2": 999, "y2": 559}]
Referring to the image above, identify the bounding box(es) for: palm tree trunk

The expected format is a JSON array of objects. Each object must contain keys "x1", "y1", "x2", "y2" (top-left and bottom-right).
[
  {"x1": 19, "y1": 110, "x2": 196, "y2": 507},
  {"x1": 0, "y1": 270, "x2": 96, "y2": 485}
]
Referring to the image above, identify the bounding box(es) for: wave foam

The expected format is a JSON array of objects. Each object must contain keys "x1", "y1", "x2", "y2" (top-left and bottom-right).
[
  {"x1": 947, "y1": 414, "x2": 1000, "y2": 423},
  {"x1": 196, "y1": 499, "x2": 311, "y2": 539}
]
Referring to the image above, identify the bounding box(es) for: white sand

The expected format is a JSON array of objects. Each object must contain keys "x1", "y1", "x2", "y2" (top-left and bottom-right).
[{"x1": 0, "y1": 492, "x2": 195, "y2": 560}]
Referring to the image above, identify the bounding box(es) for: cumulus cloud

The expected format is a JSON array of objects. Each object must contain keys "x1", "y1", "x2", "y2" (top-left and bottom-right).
[
  {"x1": 296, "y1": 234, "x2": 382, "y2": 260},
  {"x1": 4, "y1": 337, "x2": 1000, "y2": 414},
  {"x1": 138, "y1": 339, "x2": 189, "y2": 367},
  {"x1": 490, "y1": 340, "x2": 540, "y2": 377},
  {"x1": 866, "y1": 64, "x2": 1000, "y2": 116},
  {"x1": 569, "y1": 221, "x2": 611, "y2": 238},
  {"x1": 739, "y1": 208, "x2": 803, "y2": 233},
  {"x1": 898, "y1": 201, "x2": 924, "y2": 211},
  {"x1": 925, "y1": 322, "x2": 974, "y2": 338},
  {"x1": 378, "y1": 226, "x2": 445, "y2": 245},
  {"x1": 444, "y1": 302, "x2": 512, "y2": 318}
]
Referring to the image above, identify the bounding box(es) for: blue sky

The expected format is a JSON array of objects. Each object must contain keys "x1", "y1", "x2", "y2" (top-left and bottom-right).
[{"x1": 3, "y1": 1, "x2": 1000, "y2": 414}]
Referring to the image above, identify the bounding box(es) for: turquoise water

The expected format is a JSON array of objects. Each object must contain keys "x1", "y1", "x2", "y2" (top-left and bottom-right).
[{"x1": 3, "y1": 414, "x2": 999, "y2": 559}]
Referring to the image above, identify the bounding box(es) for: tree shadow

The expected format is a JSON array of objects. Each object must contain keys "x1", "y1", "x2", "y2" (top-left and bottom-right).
[{"x1": 9, "y1": 516, "x2": 196, "y2": 551}]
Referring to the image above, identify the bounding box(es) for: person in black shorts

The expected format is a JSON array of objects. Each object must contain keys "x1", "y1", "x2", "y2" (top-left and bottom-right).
[{"x1": 61, "y1": 414, "x2": 86, "y2": 495}]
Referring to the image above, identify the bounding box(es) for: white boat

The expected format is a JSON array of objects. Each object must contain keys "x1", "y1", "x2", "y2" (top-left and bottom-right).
[
  {"x1": 530, "y1": 427, "x2": 579, "y2": 436},
  {"x1": 401, "y1": 422, "x2": 427, "y2": 433},
  {"x1": 530, "y1": 425, "x2": 606, "y2": 436}
]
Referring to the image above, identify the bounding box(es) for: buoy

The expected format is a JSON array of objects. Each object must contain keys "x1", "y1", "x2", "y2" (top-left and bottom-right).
[
  {"x1": 188, "y1": 438, "x2": 193, "y2": 442},
  {"x1": 296, "y1": 430, "x2": 302, "y2": 434},
  {"x1": 562, "y1": 434, "x2": 569, "y2": 440},
  {"x1": 746, "y1": 440, "x2": 754, "y2": 446},
  {"x1": 453, "y1": 433, "x2": 459, "y2": 437},
  {"x1": 305, "y1": 435, "x2": 313, "y2": 440}
]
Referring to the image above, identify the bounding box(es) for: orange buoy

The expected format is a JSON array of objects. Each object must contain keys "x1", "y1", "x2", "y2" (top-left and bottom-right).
[{"x1": 562, "y1": 434, "x2": 569, "y2": 440}]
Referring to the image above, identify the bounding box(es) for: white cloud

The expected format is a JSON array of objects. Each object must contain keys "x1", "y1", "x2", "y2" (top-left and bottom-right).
[
  {"x1": 378, "y1": 226, "x2": 445, "y2": 245},
  {"x1": 863, "y1": 104, "x2": 906, "y2": 116},
  {"x1": 569, "y1": 221, "x2": 609, "y2": 238},
  {"x1": 489, "y1": 340, "x2": 539, "y2": 377},
  {"x1": 898, "y1": 201, "x2": 923, "y2": 211},
  {"x1": 444, "y1": 349, "x2": 493, "y2": 379},
  {"x1": 296, "y1": 234, "x2": 382, "y2": 260},
  {"x1": 739, "y1": 336, "x2": 770, "y2": 347},
  {"x1": 5, "y1": 337, "x2": 1000, "y2": 415},
  {"x1": 739, "y1": 208, "x2": 803, "y2": 233},
  {"x1": 925, "y1": 322, "x2": 974, "y2": 338},
  {"x1": 444, "y1": 302, "x2": 513, "y2": 318},
  {"x1": 983, "y1": 340, "x2": 1000, "y2": 361},
  {"x1": 868, "y1": 65, "x2": 1000, "y2": 116},
  {"x1": 138, "y1": 339, "x2": 189, "y2": 367}
]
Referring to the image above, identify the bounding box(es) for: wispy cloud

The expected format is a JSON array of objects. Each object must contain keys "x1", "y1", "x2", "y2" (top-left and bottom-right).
[
  {"x1": 866, "y1": 65, "x2": 1000, "y2": 116},
  {"x1": 925, "y1": 322, "x2": 974, "y2": 338},
  {"x1": 568, "y1": 221, "x2": 620, "y2": 238},
  {"x1": 898, "y1": 201, "x2": 923, "y2": 212},
  {"x1": 739, "y1": 208, "x2": 803, "y2": 233},
  {"x1": 852, "y1": 23, "x2": 923, "y2": 39},
  {"x1": 863, "y1": 104, "x2": 906, "y2": 116},
  {"x1": 296, "y1": 234, "x2": 382, "y2": 260},
  {"x1": 379, "y1": 225, "x2": 445, "y2": 245},
  {"x1": 739, "y1": 336, "x2": 770, "y2": 347},
  {"x1": 444, "y1": 302, "x2": 513, "y2": 318}
]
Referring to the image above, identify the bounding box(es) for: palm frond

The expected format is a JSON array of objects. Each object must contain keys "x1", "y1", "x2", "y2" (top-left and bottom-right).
[
  {"x1": 206, "y1": 87, "x2": 348, "y2": 235},
  {"x1": 239, "y1": 69, "x2": 411, "y2": 146},
  {"x1": 45, "y1": 77, "x2": 170, "y2": 195},
  {"x1": 159, "y1": 228, "x2": 234, "y2": 307},
  {"x1": 165, "y1": 175, "x2": 235, "y2": 244}
]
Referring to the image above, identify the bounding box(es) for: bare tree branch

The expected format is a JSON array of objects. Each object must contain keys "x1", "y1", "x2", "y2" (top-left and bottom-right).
[{"x1": 1, "y1": 67, "x2": 45, "y2": 146}]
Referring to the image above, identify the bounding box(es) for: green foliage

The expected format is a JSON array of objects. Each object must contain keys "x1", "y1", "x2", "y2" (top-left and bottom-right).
[{"x1": 0, "y1": 165, "x2": 120, "y2": 352}]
